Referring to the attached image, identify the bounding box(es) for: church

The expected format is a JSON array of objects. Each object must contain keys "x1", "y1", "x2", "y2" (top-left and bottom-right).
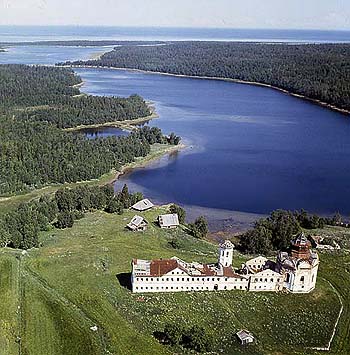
[{"x1": 131, "y1": 234, "x2": 319, "y2": 294}]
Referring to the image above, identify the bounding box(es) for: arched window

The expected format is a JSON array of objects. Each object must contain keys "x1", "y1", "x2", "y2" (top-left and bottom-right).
[{"x1": 300, "y1": 276, "x2": 305, "y2": 282}]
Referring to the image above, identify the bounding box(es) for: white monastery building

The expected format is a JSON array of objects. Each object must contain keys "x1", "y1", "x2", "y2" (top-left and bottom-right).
[{"x1": 131, "y1": 234, "x2": 319, "y2": 294}]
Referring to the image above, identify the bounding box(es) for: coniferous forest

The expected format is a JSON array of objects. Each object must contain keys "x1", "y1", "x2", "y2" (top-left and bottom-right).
[
  {"x1": 0, "y1": 65, "x2": 178, "y2": 195},
  {"x1": 0, "y1": 64, "x2": 180, "y2": 249},
  {"x1": 63, "y1": 42, "x2": 350, "y2": 112}
]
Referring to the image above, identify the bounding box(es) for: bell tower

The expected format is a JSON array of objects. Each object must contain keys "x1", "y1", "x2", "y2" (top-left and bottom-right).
[{"x1": 218, "y1": 240, "x2": 234, "y2": 267}]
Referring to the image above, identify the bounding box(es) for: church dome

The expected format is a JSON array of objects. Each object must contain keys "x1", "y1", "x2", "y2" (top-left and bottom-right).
[{"x1": 219, "y1": 240, "x2": 234, "y2": 249}]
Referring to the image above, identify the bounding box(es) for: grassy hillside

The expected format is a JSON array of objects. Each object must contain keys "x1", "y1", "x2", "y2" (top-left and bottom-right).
[{"x1": 0, "y1": 207, "x2": 349, "y2": 354}]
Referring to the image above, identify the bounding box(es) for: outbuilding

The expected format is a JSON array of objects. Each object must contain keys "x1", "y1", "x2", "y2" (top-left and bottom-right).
[
  {"x1": 158, "y1": 214, "x2": 179, "y2": 229},
  {"x1": 127, "y1": 215, "x2": 148, "y2": 231},
  {"x1": 236, "y1": 330, "x2": 255, "y2": 345},
  {"x1": 131, "y1": 199, "x2": 154, "y2": 211}
]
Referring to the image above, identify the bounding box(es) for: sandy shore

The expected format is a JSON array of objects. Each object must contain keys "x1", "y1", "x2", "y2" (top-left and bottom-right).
[{"x1": 61, "y1": 64, "x2": 350, "y2": 116}]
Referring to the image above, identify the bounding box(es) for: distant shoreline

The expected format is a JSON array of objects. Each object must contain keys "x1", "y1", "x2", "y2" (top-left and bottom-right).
[{"x1": 61, "y1": 64, "x2": 350, "y2": 116}]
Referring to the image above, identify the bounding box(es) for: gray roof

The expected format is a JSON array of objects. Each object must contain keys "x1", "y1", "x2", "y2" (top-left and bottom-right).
[
  {"x1": 129, "y1": 215, "x2": 147, "y2": 227},
  {"x1": 127, "y1": 215, "x2": 148, "y2": 230},
  {"x1": 158, "y1": 213, "x2": 180, "y2": 227},
  {"x1": 131, "y1": 199, "x2": 154, "y2": 211},
  {"x1": 236, "y1": 330, "x2": 255, "y2": 341}
]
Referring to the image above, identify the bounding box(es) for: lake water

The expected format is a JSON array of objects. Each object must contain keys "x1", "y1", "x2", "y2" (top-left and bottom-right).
[
  {"x1": 74, "y1": 68, "x2": 350, "y2": 218},
  {"x1": 2, "y1": 29, "x2": 350, "y2": 227},
  {"x1": 76, "y1": 126, "x2": 129, "y2": 139},
  {"x1": 0, "y1": 45, "x2": 113, "y2": 65}
]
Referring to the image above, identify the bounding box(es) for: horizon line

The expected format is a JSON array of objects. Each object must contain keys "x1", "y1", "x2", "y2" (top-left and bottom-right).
[{"x1": 0, "y1": 25, "x2": 349, "y2": 32}]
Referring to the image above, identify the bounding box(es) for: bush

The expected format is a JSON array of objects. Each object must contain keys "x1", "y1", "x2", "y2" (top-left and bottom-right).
[
  {"x1": 169, "y1": 204, "x2": 186, "y2": 224},
  {"x1": 189, "y1": 216, "x2": 208, "y2": 239},
  {"x1": 56, "y1": 211, "x2": 74, "y2": 229}
]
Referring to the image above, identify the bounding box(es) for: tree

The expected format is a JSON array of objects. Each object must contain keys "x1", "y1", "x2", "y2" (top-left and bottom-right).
[
  {"x1": 182, "y1": 325, "x2": 213, "y2": 353},
  {"x1": 130, "y1": 192, "x2": 144, "y2": 206},
  {"x1": 163, "y1": 323, "x2": 183, "y2": 345},
  {"x1": 189, "y1": 216, "x2": 208, "y2": 239},
  {"x1": 119, "y1": 184, "x2": 131, "y2": 209},
  {"x1": 56, "y1": 211, "x2": 74, "y2": 229},
  {"x1": 105, "y1": 199, "x2": 123, "y2": 214},
  {"x1": 332, "y1": 212, "x2": 342, "y2": 226},
  {"x1": 268, "y1": 210, "x2": 301, "y2": 250},
  {"x1": 169, "y1": 204, "x2": 186, "y2": 224},
  {"x1": 240, "y1": 224, "x2": 273, "y2": 254}
]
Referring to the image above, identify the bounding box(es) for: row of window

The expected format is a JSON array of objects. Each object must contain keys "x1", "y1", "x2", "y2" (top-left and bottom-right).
[
  {"x1": 253, "y1": 277, "x2": 281, "y2": 283},
  {"x1": 134, "y1": 285, "x2": 247, "y2": 291},
  {"x1": 135, "y1": 276, "x2": 246, "y2": 282}
]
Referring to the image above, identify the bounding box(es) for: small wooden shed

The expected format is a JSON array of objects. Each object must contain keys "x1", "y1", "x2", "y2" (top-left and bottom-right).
[
  {"x1": 131, "y1": 199, "x2": 154, "y2": 211},
  {"x1": 127, "y1": 215, "x2": 148, "y2": 231},
  {"x1": 236, "y1": 329, "x2": 255, "y2": 345},
  {"x1": 158, "y1": 214, "x2": 179, "y2": 229}
]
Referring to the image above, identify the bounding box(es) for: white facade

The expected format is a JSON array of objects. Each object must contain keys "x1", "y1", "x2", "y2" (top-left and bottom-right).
[
  {"x1": 131, "y1": 235, "x2": 319, "y2": 294},
  {"x1": 218, "y1": 240, "x2": 234, "y2": 267}
]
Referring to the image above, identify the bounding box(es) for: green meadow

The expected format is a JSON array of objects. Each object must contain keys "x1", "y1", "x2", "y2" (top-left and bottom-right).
[{"x1": 0, "y1": 207, "x2": 349, "y2": 354}]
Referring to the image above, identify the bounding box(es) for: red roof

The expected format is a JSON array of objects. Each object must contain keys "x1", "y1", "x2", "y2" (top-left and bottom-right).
[
  {"x1": 150, "y1": 259, "x2": 179, "y2": 277},
  {"x1": 222, "y1": 267, "x2": 243, "y2": 278}
]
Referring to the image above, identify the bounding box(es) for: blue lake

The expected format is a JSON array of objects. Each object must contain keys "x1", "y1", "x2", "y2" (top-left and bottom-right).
[
  {"x1": 2, "y1": 39, "x2": 350, "y2": 222},
  {"x1": 76, "y1": 68, "x2": 350, "y2": 216}
]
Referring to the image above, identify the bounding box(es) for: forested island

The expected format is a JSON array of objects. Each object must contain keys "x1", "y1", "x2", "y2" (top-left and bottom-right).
[
  {"x1": 0, "y1": 65, "x2": 179, "y2": 195},
  {"x1": 61, "y1": 42, "x2": 350, "y2": 112}
]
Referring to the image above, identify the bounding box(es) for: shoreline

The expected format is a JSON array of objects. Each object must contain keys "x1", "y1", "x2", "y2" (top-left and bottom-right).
[
  {"x1": 64, "y1": 111, "x2": 158, "y2": 132},
  {"x1": 61, "y1": 64, "x2": 350, "y2": 116},
  {"x1": 111, "y1": 142, "x2": 186, "y2": 184}
]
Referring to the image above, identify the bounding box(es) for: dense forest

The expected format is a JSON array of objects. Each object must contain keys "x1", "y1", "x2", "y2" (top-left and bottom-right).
[
  {"x1": 0, "y1": 65, "x2": 151, "y2": 128},
  {"x1": 0, "y1": 65, "x2": 179, "y2": 195},
  {"x1": 63, "y1": 42, "x2": 350, "y2": 112}
]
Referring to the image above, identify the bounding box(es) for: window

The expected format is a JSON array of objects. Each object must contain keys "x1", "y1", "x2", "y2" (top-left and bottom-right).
[
  {"x1": 312, "y1": 274, "x2": 315, "y2": 282},
  {"x1": 177, "y1": 278, "x2": 179, "y2": 281},
  {"x1": 300, "y1": 276, "x2": 305, "y2": 282},
  {"x1": 207, "y1": 278, "x2": 210, "y2": 281},
  {"x1": 166, "y1": 278, "x2": 169, "y2": 281},
  {"x1": 271, "y1": 278, "x2": 274, "y2": 282},
  {"x1": 150, "y1": 278, "x2": 153, "y2": 281},
  {"x1": 225, "y1": 278, "x2": 228, "y2": 281},
  {"x1": 226, "y1": 251, "x2": 229, "y2": 256},
  {"x1": 224, "y1": 286, "x2": 227, "y2": 290},
  {"x1": 264, "y1": 278, "x2": 267, "y2": 282},
  {"x1": 136, "y1": 287, "x2": 138, "y2": 290}
]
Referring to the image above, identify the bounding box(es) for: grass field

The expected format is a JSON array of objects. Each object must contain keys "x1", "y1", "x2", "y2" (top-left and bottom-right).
[{"x1": 0, "y1": 207, "x2": 349, "y2": 355}]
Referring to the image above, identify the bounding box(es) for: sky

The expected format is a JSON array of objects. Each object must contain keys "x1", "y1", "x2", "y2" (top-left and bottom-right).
[{"x1": 0, "y1": 0, "x2": 350, "y2": 30}]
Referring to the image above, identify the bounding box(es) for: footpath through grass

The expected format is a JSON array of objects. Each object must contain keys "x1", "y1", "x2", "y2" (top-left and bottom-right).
[{"x1": 0, "y1": 208, "x2": 348, "y2": 354}]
